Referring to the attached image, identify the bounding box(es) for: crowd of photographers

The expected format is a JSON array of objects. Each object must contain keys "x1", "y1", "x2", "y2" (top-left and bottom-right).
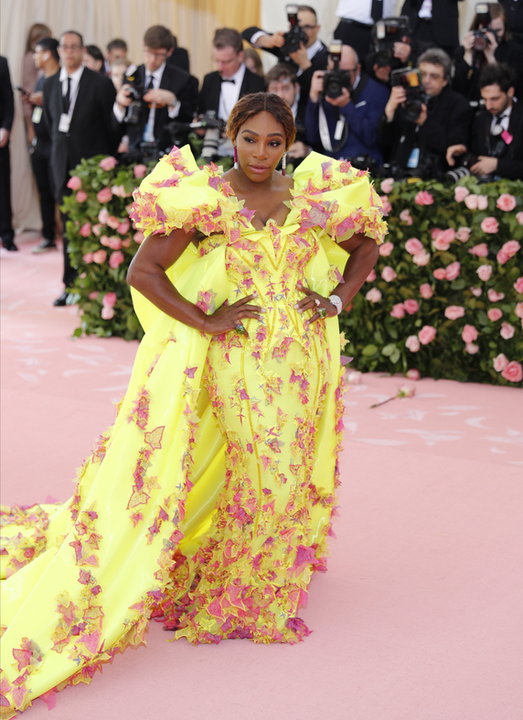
[{"x1": 1, "y1": 3, "x2": 522, "y2": 271}]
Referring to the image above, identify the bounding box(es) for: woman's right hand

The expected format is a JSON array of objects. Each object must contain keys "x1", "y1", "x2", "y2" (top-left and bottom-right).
[{"x1": 203, "y1": 294, "x2": 262, "y2": 336}]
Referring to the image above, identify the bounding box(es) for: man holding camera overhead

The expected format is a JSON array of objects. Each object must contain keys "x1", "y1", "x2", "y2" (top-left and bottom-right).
[
  {"x1": 333, "y1": 0, "x2": 398, "y2": 59},
  {"x1": 304, "y1": 43, "x2": 389, "y2": 166},
  {"x1": 380, "y1": 47, "x2": 472, "y2": 179},
  {"x1": 113, "y1": 25, "x2": 198, "y2": 164}
]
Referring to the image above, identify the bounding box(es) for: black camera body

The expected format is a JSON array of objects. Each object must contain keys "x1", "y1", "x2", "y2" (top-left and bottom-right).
[
  {"x1": 323, "y1": 40, "x2": 352, "y2": 99},
  {"x1": 391, "y1": 67, "x2": 427, "y2": 123},
  {"x1": 372, "y1": 16, "x2": 411, "y2": 68},
  {"x1": 281, "y1": 4, "x2": 308, "y2": 57},
  {"x1": 123, "y1": 73, "x2": 145, "y2": 125}
]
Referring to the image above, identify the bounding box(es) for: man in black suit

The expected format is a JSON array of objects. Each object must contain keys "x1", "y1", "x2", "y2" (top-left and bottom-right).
[
  {"x1": 114, "y1": 25, "x2": 198, "y2": 164},
  {"x1": 0, "y1": 55, "x2": 16, "y2": 251},
  {"x1": 447, "y1": 64, "x2": 523, "y2": 180},
  {"x1": 198, "y1": 28, "x2": 265, "y2": 160},
  {"x1": 399, "y1": 0, "x2": 464, "y2": 58},
  {"x1": 43, "y1": 30, "x2": 118, "y2": 305},
  {"x1": 243, "y1": 6, "x2": 328, "y2": 103},
  {"x1": 265, "y1": 63, "x2": 310, "y2": 166}
]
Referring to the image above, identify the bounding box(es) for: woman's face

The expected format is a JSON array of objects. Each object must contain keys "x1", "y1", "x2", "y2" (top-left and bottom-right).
[
  {"x1": 490, "y1": 16, "x2": 505, "y2": 40},
  {"x1": 235, "y1": 111, "x2": 286, "y2": 183}
]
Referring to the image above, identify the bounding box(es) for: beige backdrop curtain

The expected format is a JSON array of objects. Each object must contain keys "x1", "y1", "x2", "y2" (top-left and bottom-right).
[{"x1": 0, "y1": 0, "x2": 260, "y2": 235}]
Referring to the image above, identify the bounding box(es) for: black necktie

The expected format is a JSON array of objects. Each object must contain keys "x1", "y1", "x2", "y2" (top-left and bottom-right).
[
  {"x1": 371, "y1": 0, "x2": 383, "y2": 22},
  {"x1": 221, "y1": 78, "x2": 235, "y2": 84},
  {"x1": 146, "y1": 74, "x2": 155, "y2": 91},
  {"x1": 63, "y1": 76, "x2": 71, "y2": 113}
]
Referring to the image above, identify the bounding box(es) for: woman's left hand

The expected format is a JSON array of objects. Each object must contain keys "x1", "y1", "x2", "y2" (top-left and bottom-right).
[{"x1": 296, "y1": 285, "x2": 338, "y2": 326}]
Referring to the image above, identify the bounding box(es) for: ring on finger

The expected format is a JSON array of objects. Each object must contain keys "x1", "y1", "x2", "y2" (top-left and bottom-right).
[
  {"x1": 235, "y1": 322, "x2": 247, "y2": 334},
  {"x1": 318, "y1": 307, "x2": 327, "y2": 318},
  {"x1": 314, "y1": 298, "x2": 320, "y2": 306}
]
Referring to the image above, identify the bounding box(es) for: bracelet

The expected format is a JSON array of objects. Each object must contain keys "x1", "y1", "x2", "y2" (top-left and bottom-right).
[{"x1": 328, "y1": 294, "x2": 343, "y2": 315}]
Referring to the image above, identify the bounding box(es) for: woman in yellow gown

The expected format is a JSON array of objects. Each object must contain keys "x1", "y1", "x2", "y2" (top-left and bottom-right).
[{"x1": 0, "y1": 93, "x2": 385, "y2": 716}]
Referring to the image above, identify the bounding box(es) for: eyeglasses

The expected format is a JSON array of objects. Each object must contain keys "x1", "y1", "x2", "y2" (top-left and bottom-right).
[
  {"x1": 144, "y1": 48, "x2": 168, "y2": 59},
  {"x1": 420, "y1": 71, "x2": 444, "y2": 80},
  {"x1": 59, "y1": 44, "x2": 82, "y2": 51},
  {"x1": 300, "y1": 24, "x2": 317, "y2": 31}
]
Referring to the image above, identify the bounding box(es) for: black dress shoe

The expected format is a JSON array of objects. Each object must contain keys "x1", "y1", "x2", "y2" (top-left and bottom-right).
[
  {"x1": 2, "y1": 239, "x2": 18, "y2": 251},
  {"x1": 53, "y1": 292, "x2": 68, "y2": 307}
]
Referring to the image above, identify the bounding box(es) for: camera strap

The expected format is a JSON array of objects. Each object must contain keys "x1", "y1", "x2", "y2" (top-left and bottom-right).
[{"x1": 318, "y1": 104, "x2": 348, "y2": 155}]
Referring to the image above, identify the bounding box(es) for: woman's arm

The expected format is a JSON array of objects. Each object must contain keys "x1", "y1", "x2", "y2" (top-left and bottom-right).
[{"x1": 127, "y1": 229, "x2": 261, "y2": 334}]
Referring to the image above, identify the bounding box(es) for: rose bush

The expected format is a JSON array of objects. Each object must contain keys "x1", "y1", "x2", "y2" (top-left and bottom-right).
[{"x1": 64, "y1": 157, "x2": 523, "y2": 385}]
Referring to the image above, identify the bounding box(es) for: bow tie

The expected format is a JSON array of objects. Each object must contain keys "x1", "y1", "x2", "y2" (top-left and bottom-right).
[{"x1": 221, "y1": 77, "x2": 236, "y2": 84}]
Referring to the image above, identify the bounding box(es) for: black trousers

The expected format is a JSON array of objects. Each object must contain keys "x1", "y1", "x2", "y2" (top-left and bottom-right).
[
  {"x1": 0, "y1": 144, "x2": 14, "y2": 244},
  {"x1": 59, "y1": 207, "x2": 77, "y2": 288},
  {"x1": 31, "y1": 144, "x2": 56, "y2": 242},
  {"x1": 334, "y1": 20, "x2": 374, "y2": 61}
]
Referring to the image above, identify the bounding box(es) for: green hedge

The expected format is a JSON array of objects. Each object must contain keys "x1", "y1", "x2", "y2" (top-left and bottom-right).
[{"x1": 62, "y1": 155, "x2": 523, "y2": 386}]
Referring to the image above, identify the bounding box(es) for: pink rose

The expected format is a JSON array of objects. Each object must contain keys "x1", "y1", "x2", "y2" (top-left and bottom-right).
[
  {"x1": 403, "y1": 299, "x2": 419, "y2": 315},
  {"x1": 464, "y1": 194, "x2": 479, "y2": 210},
  {"x1": 461, "y1": 324, "x2": 478, "y2": 343},
  {"x1": 470, "y1": 287, "x2": 482, "y2": 297},
  {"x1": 399, "y1": 209, "x2": 413, "y2": 225},
  {"x1": 418, "y1": 325, "x2": 437, "y2": 345},
  {"x1": 516, "y1": 302, "x2": 523, "y2": 319},
  {"x1": 380, "y1": 178, "x2": 394, "y2": 193},
  {"x1": 497, "y1": 240, "x2": 520, "y2": 266},
  {"x1": 134, "y1": 231, "x2": 144, "y2": 244},
  {"x1": 487, "y1": 308, "x2": 503, "y2": 322},
  {"x1": 406, "y1": 369, "x2": 420, "y2": 380},
  {"x1": 517, "y1": 212, "x2": 523, "y2": 225},
  {"x1": 88, "y1": 291, "x2": 98, "y2": 300},
  {"x1": 456, "y1": 226, "x2": 471, "y2": 242},
  {"x1": 379, "y1": 241, "x2": 394, "y2": 257},
  {"x1": 92, "y1": 223, "x2": 102, "y2": 236},
  {"x1": 107, "y1": 215, "x2": 120, "y2": 229},
  {"x1": 122, "y1": 238, "x2": 132, "y2": 248},
  {"x1": 493, "y1": 353, "x2": 509, "y2": 372},
  {"x1": 465, "y1": 343, "x2": 479, "y2": 355},
  {"x1": 67, "y1": 175, "x2": 82, "y2": 190},
  {"x1": 366, "y1": 269, "x2": 377, "y2": 282},
  {"x1": 79, "y1": 222, "x2": 91, "y2": 238},
  {"x1": 445, "y1": 261, "x2": 461, "y2": 281},
  {"x1": 109, "y1": 250, "x2": 125, "y2": 269},
  {"x1": 432, "y1": 228, "x2": 456, "y2": 251},
  {"x1": 477, "y1": 195, "x2": 488, "y2": 210},
  {"x1": 477, "y1": 265, "x2": 492, "y2": 282},
  {"x1": 100, "y1": 235, "x2": 110, "y2": 247},
  {"x1": 101, "y1": 306, "x2": 115, "y2": 320},
  {"x1": 415, "y1": 190, "x2": 434, "y2": 206},
  {"x1": 469, "y1": 243, "x2": 489, "y2": 257},
  {"x1": 390, "y1": 303, "x2": 406, "y2": 318},
  {"x1": 381, "y1": 266, "x2": 397, "y2": 282},
  {"x1": 497, "y1": 251, "x2": 510, "y2": 265},
  {"x1": 111, "y1": 184, "x2": 127, "y2": 197},
  {"x1": 433, "y1": 268, "x2": 447, "y2": 280},
  {"x1": 487, "y1": 289, "x2": 504, "y2": 302},
  {"x1": 107, "y1": 236, "x2": 123, "y2": 250},
  {"x1": 380, "y1": 196, "x2": 392, "y2": 215},
  {"x1": 98, "y1": 208, "x2": 110, "y2": 224},
  {"x1": 501, "y1": 361, "x2": 523, "y2": 383},
  {"x1": 514, "y1": 277, "x2": 523, "y2": 294},
  {"x1": 405, "y1": 335, "x2": 420, "y2": 352},
  {"x1": 419, "y1": 283, "x2": 433, "y2": 299},
  {"x1": 481, "y1": 217, "x2": 499, "y2": 234},
  {"x1": 445, "y1": 305, "x2": 465, "y2": 320},
  {"x1": 117, "y1": 219, "x2": 130, "y2": 234},
  {"x1": 99, "y1": 156, "x2": 118, "y2": 171},
  {"x1": 500, "y1": 322, "x2": 515, "y2": 340},
  {"x1": 92, "y1": 249, "x2": 107, "y2": 264},
  {"x1": 413, "y1": 250, "x2": 430, "y2": 266},
  {"x1": 76, "y1": 191, "x2": 87, "y2": 203},
  {"x1": 496, "y1": 193, "x2": 516, "y2": 212},
  {"x1": 433, "y1": 236, "x2": 451, "y2": 251},
  {"x1": 365, "y1": 288, "x2": 382, "y2": 303},
  {"x1": 96, "y1": 187, "x2": 113, "y2": 204},
  {"x1": 405, "y1": 237, "x2": 423, "y2": 255},
  {"x1": 454, "y1": 186, "x2": 470, "y2": 202},
  {"x1": 133, "y1": 164, "x2": 147, "y2": 179},
  {"x1": 102, "y1": 292, "x2": 117, "y2": 308},
  {"x1": 82, "y1": 252, "x2": 94, "y2": 263}
]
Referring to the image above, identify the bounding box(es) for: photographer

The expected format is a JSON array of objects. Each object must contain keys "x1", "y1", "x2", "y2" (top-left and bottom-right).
[
  {"x1": 266, "y1": 63, "x2": 310, "y2": 165},
  {"x1": 452, "y1": 3, "x2": 523, "y2": 104},
  {"x1": 243, "y1": 5, "x2": 328, "y2": 101},
  {"x1": 447, "y1": 63, "x2": 523, "y2": 180},
  {"x1": 113, "y1": 25, "x2": 198, "y2": 163},
  {"x1": 380, "y1": 48, "x2": 471, "y2": 179},
  {"x1": 304, "y1": 43, "x2": 389, "y2": 165}
]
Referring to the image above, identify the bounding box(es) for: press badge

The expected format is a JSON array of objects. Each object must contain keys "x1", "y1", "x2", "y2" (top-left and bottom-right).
[
  {"x1": 407, "y1": 147, "x2": 420, "y2": 169},
  {"x1": 334, "y1": 118, "x2": 344, "y2": 141},
  {"x1": 58, "y1": 113, "x2": 70, "y2": 133},
  {"x1": 31, "y1": 106, "x2": 42, "y2": 124}
]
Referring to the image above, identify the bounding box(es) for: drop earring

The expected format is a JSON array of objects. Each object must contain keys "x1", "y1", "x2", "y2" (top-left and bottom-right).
[
  {"x1": 281, "y1": 152, "x2": 287, "y2": 176},
  {"x1": 233, "y1": 146, "x2": 238, "y2": 170}
]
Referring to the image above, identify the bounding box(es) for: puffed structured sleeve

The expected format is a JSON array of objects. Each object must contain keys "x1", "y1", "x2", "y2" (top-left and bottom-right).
[
  {"x1": 129, "y1": 145, "x2": 251, "y2": 239},
  {"x1": 286, "y1": 152, "x2": 387, "y2": 244}
]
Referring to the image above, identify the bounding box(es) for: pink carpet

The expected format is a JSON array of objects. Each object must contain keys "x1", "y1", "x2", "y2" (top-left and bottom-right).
[{"x1": 2, "y1": 234, "x2": 522, "y2": 720}]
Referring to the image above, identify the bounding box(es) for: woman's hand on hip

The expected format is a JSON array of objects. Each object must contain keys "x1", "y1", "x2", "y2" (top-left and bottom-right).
[
  {"x1": 296, "y1": 285, "x2": 337, "y2": 326},
  {"x1": 203, "y1": 294, "x2": 262, "y2": 336}
]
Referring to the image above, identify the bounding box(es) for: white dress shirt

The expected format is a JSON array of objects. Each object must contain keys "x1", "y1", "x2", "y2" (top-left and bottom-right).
[
  {"x1": 218, "y1": 63, "x2": 246, "y2": 122},
  {"x1": 335, "y1": 0, "x2": 397, "y2": 25},
  {"x1": 59, "y1": 65, "x2": 84, "y2": 118}
]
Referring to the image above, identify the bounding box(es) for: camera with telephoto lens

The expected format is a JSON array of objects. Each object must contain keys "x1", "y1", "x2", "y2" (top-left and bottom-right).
[
  {"x1": 323, "y1": 40, "x2": 352, "y2": 99},
  {"x1": 196, "y1": 111, "x2": 226, "y2": 159},
  {"x1": 390, "y1": 67, "x2": 427, "y2": 123},
  {"x1": 281, "y1": 4, "x2": 308, "y2": 57},
  {"x1": 123, "y1": 73, "x2": 145, "y2": 125},
  {"x1": 473, "y1": 3, "x2": 492, "y2": 51},
  {"x1": 372, "y1": 16, "x2": 411, "y2": 69}
]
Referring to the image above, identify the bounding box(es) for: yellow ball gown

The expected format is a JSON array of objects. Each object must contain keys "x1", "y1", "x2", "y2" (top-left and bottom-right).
[{"x1": 0, "y1": 146, "x2": 385, "y2": 717}]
